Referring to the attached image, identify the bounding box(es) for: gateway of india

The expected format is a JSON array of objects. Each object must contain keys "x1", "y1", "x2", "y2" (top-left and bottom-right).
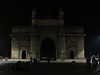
[{"x1": 10, "y1": 6, "x2": 86, "y2": 60}]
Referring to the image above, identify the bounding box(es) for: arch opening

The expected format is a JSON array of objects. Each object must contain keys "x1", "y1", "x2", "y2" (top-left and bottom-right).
[
  {"x1": 70, "y1": 50, "x2": 74, "y2": 59},
  {"x1": 40, "y1": 38, "x2": 56, "y2": 60},
  {"x1": 22, "y1": 50, "x2": 26, "y2": 59}
]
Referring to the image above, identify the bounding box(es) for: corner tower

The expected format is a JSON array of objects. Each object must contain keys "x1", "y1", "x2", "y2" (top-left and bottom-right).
[{"x1": 32, "y1": 7, "x2": 37, "y2": 26}]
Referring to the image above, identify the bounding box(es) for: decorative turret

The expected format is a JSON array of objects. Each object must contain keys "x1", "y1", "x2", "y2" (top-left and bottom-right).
[
  {"x1": 32, "y1": 7, "x2": 37, "y2": 26},
  {"x1": 59, "y1": 7, "x2": 64, "y2": 19},
  {"x1": 32, "y1": 7, "x2": 36, "y2": 18},
  {"x1": 59, "y1": 7, "x2": 64, "y2": 25}
]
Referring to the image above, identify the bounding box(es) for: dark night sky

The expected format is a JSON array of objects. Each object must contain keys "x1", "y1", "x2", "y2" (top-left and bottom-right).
[{"x1": 0, "y1": 0, "x2": 100, "y2": 57}]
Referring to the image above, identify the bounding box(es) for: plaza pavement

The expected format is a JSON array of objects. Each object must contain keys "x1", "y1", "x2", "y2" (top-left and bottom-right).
[{"x1": 0, "y1": 59, "x2": 100, "y2": 75}]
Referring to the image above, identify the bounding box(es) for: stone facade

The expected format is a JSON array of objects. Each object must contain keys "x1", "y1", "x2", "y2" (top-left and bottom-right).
[{"x1": 10, "y1": 7, "x2": 86, "y2": 60}]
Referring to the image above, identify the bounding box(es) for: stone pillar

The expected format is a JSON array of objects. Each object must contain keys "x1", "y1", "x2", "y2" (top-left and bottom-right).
[
  {"x1": 30, "y1": 33, "x2": 39, "y2": 58},
  {"x1": 77, "y1": 37, "x2": 85, "y2": 58},
  {"x1": 11, "y1": 37, "x2": 19, "y2": 59},
  {"x1": 58, "y1": 34, "x2": 66, "y2": 60},
  {"x1": 30, "y1": 34, "x2": 36, "y2": 58}
]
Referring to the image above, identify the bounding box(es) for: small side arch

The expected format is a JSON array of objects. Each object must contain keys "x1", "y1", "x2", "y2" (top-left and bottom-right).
[
  {"x1": 70, "y1": 50, "x2": 74, "y2": 59},
  {"x1": 22, "y1": 50, "x2": 26, "y2": 59},
  {"x1": 68, "y1": 41, "x2": 76, "y2": 59}
]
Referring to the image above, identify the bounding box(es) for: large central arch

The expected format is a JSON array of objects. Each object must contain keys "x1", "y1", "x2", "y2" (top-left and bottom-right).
[{"x1": 40, "y1": 38, "x2": 56, "y2": 60}]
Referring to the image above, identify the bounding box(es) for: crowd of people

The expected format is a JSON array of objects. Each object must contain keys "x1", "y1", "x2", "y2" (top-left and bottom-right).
[
  {"x1": 12, "y1": 61, "x2": 31, "y2": 71},
  {"x1": 12, "y1": 56, "x2": 99, "y2": 71},
  {"x1": 86, "y1": 55, "x2": 100, "y2": 70},
  {"x1": 30, "y1": 57, "x2": 40, "y2": 63}
]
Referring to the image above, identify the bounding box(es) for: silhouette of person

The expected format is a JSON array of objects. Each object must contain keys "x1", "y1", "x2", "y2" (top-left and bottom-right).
[
  {"x1": 34, "y1": 58, "x2": 36, "y2": 63},
  {"x1": 30, "y1": 56, "x2": 33, "y2": 63},
  {"x1": 98, "y1": 56, "x2": 100, "y2": 70},
  {"x1": 86, "y1": 56, "x2": 91, "y2": 69},
  {"x1": 36, "y1": 57, "x2": 39, "y2": 63},
  {"x1": 92, "y1": 56, "x2": 97, "y2": 70},
  {"x1": 47, "y1": 56, "x2": 50, "y2": 63}
]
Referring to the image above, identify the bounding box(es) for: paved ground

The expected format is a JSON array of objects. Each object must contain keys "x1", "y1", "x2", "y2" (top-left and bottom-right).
[{"x1": 0, "y1": 61, "x2": 100, "y2": 75}]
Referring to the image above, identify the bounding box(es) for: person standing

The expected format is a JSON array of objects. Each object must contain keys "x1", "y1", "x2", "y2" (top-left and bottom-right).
[
  {"x1": 92, "y1": 56, "x2": 97, "y2": 70},
  {"x1": 30, "y1": 56, "x2": 33, "y2": 63},
  {"x1": 98, "y1": 56, "x2": 100, "y2": 70},
  {"x1": 86, "y1": 56, "x2": 91, "y2": 69}
]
